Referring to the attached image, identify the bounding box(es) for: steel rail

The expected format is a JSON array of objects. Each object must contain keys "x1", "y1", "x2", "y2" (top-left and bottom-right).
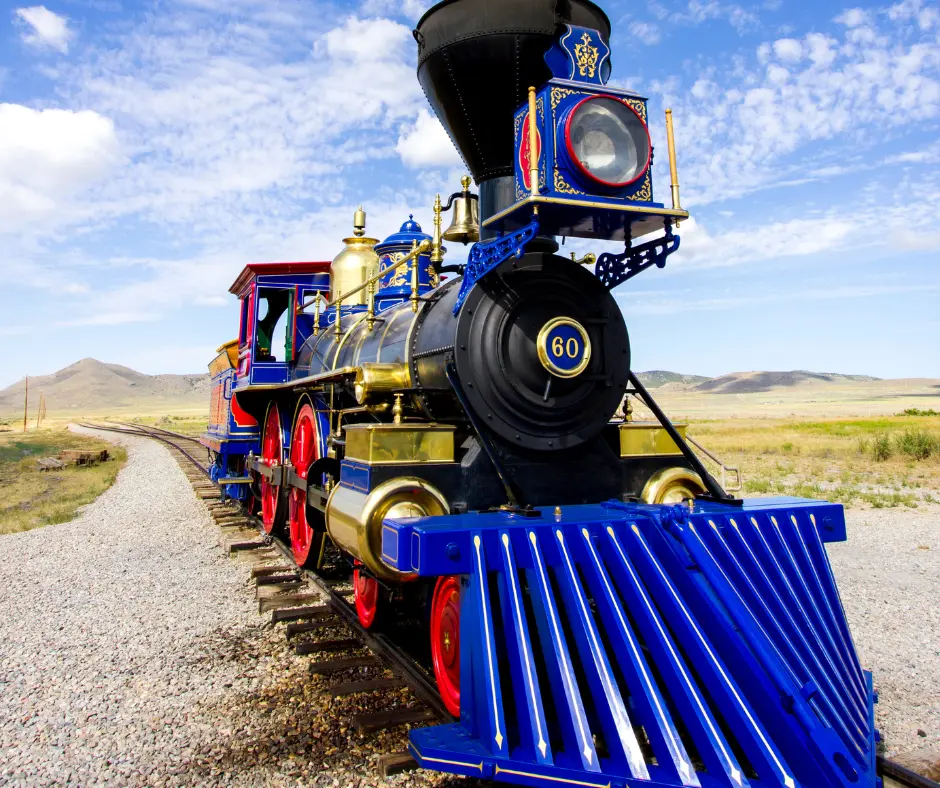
[
  {"x1": 115, "y1": 421, "x2": 205, "y2": 444},
  {"x1": 264, "y1": 535, "x2": 453, "y2": 722},
  {"x1": 76, "y1": 422, "x2": 210, "y2": 476},
  {"x1": 878, "y1": 757, "x2": 940, "y2": 788}
]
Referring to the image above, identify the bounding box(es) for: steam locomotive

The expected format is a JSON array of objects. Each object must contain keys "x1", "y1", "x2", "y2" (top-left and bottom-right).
[{"x1": 201, "y1": 2, "x2": 878, "y2": 787}]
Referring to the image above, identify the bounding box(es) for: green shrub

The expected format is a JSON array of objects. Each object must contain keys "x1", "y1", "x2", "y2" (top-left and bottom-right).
[
  {"x1": 744, "y1": 478, "x2": 773, "y2": 493},
  {"x1": 782, "y1": 441, "x2": 794, "y2": 453},
  {"x1": 901, "y1": 408, "x2": 939, "y2": 416},
  {"x1": 871, "y1": 434, "x2": 892, "y2": 461},
  {"x1": 894, "y1": 429, "x2": 937, "y2": 460}
]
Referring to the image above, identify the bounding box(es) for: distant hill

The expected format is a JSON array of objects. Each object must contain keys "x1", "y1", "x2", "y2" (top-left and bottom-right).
[
  {"x1": 1, "y1": 360, "x2": 923, "y2": 419},
  {"x1": 0, "y1": 358, "x2": 210, "y2": 415},
  {"x1": 691, "y1": 370, "x2": 881, "y2": 395},
  {"x1": 636, "y1": 370, "x2": 711, "y2": 388}
]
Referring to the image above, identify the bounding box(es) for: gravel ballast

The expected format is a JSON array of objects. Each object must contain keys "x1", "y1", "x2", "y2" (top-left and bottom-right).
[
  {"x1": 0, "y1": 431, "x2": 446, "y2": 787},
  {"x1": 0, "y1": 429, "x2": 936, "y2": 785}
]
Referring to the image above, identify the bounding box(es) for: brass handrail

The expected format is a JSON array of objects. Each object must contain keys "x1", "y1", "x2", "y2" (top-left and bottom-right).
[{"x1": 297, "y1": 238, "x2": 431, "y2": 314}]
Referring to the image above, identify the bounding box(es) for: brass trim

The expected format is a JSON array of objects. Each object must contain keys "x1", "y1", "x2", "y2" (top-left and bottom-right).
[
  {"x1": 332, "y1": 313, "x2": 369, "y2": 369},
  {"x1": 619, "y1": 421, "x2": 687, "y2": 458},
  {"x1": 410, "y1": 743, "x2": 483, "y2": 772},
  {"x1": 494, "y1": 766, "x2": 611, "y2": 788},
  {"x1": 482, "y1": 195, "x2": 689, "y2": 228},
  {"x1": 527, "y1": 85, "x2": 539, "y2": 197},
  {"x1": 665, "y1": 108, "x2": 681, "y2": 212},
  {"x1": 325, "y1": 476, "x2": 448, "y2": 581},
  {"x1": 430, "y1": 193, "x2": 444, "y2": 265},
  {"x1": 354, "y1": 362, "x2": 412, "y2": 404},
  {"x1": 344, "y1": 422, "x2": 455, "y2": 464},
  {"x1": 536, "y1": 317, "x2": 591, "y2": 378},
  {"x1": 641, "y1": 466, "x2": 706, "y2": 505},
  {"x1": 234, "y1": 366, "x2": 358, "y2": 391}
]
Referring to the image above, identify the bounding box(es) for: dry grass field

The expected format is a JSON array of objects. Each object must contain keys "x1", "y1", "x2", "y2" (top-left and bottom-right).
[
  {"x1": 686, "y1": 412, "x2": 940, "y2": 509},
  {"x1": 2, "y1": 370, "x2": 937, "y2": 536},
  {"x1": 0, "y1": 428, "x2": 127, "y2": 535}
]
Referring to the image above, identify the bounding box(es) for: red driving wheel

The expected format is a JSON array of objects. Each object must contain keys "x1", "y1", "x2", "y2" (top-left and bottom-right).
[
  {"x1": 354, "y1": 568, "x2": 380, "y2": 629},
  {"x1": 288, "y1": 403, "x2": 319, "y2": 567},
  {"x1": 259, "y1": 404, "x2": 282, "y2": 534},
  {"x1": 430, "y1": 575, "x2": 461, "y2": 717}
]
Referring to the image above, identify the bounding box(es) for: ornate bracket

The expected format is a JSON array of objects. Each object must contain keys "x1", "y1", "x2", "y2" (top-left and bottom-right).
[
  {"x1": 594, "y1": 223, "x2": 680, "y2": 289},
  {"x1": 453, "y1": 218, "x2": 540, "y2": 315}
]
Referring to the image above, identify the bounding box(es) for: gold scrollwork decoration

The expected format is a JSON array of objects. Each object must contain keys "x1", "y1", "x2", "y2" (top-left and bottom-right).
[
  {"x1": 630, "y1": 171, "x2": 652, "y2": 202},
  {"x1": 551, "y1": 87, "x2": 577, "y2": 111},
  {"x1": 621, "y1": 97, "x2": 647, "y2": 122},
  {"x1": 381, "y1": 252, "x2": 408, "y2": 287},
  {"x1": 573, "y1": 32, "x2": 600, "y2": 78},
  {"x1": 554, "y1": 169, "x2": 584, "y2": 195}
]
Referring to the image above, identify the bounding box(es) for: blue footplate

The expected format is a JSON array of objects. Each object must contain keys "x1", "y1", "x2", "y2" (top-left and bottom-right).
[{"x1": 382, "y1": 498, "x2": 877, "y2": 788}]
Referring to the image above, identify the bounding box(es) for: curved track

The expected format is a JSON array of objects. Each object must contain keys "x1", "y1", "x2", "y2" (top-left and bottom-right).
[
  {"x1": 77, "y1": 421, "x2": 451, "y2": 773},
  {"x1": 76, "y1": 420, "x2": 940, "y2": 788}
]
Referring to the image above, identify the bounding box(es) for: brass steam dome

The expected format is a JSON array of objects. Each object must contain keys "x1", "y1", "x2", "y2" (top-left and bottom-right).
[{"x1": 331, "y1": 207, "x2": 379, "y2": 306}]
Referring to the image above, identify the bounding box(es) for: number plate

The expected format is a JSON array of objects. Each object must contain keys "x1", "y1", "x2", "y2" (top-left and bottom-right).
[{"x1": 536, "y1": 317, "x2": 592, "y2": 378}]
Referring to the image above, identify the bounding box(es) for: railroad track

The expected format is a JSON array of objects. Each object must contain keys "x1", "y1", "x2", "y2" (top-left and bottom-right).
[
  {"x1": 76, "y1": 420, "x2": 940, "y2": 788},
  {"x1": 76, "y1": 421, "x2": 450, "y2": 779}
]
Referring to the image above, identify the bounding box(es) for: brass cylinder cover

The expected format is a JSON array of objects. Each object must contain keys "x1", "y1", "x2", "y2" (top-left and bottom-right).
[
  {"x1": 354, "y1": 362, "x2": 412, "y2": 404},
  {"x1": 325, "y1": 477, "x2": 448, "y2": 581},
  {"x1": 642, "y1": 467, "x2": 706, "y2": 505}
]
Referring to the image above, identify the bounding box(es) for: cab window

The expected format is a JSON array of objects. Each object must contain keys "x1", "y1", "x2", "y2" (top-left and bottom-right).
[{"x1": 254, "y1": 288, "x2": 291, "y2": 363}]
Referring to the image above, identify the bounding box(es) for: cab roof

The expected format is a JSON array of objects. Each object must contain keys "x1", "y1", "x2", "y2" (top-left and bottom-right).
[{"x1": 229, "y1": 261, "x2": 331, "y2": 298}]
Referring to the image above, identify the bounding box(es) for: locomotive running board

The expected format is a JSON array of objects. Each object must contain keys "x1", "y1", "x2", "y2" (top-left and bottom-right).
[{"x1": 382, "y1": 498, "x2": 878, "y2": 788}]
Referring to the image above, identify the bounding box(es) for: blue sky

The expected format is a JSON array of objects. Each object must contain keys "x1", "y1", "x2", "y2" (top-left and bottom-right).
[{"x1": 1, "y1": 0, "x2": 938, "y2": 388}]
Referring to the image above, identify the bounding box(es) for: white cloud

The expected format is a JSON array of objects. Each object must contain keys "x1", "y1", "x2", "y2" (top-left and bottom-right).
[
  {"x1": 654, "y1": 10, "x2": 940, "y2": 206},
  {"x1": 835, "y1": 8, "x2": 870, "y2": 27},
  {"x1": 41, "y1": 12, "x2": 423, "y2": 235},
  {"x1": 629, "y1": 21, "x2": 661, "y2": 45},
  {"x1": 14, "y1": 6, "x2": 73, "y2": 53},
  {"x1": 668, "y1": 214, "x2": 855, "y2": 270},
  {"x1": 396, "y1": 109, "x2": 462, "y2": 169},
  {"x1": 0, "y1": 103, "x2": 120, "y2": 233},
  {"x1": 687, "y1": 0, "x2": 758, "y2": 32},
  {"x1": 322, "y1": 16, "x2": 410, "y2": 62},
  {"x1": 772, "y1": 38, "x2": 802, "y2": 62},
  {"x1": 360, "y1": 0, "x2": 427, "y2": 22},
  {"x1": 889, "y1": 0, "x2": 939, "y2": 30},
  {"x1": 620, "y1": 281, "x2": 937, "y2": 316}
]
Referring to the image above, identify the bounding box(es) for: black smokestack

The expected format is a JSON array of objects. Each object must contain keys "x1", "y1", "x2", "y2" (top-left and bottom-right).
[{"x1": 415, "y1": 0, "x2": 611, "y2": 184}]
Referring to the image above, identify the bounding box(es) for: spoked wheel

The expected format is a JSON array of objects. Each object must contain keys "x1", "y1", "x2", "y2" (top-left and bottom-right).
[
  {"x1": 353, "y1": 567, "x2": 382, "y2": 629},
  {"x1": 288, "y1": 403, "x2": 322, "y2": 567},
  {"x1": 259, "y1": 404, "x2": 284, "y2": 534},
  {"x1": 430, "y1": 575, "x2": 461, "y2": 717}
]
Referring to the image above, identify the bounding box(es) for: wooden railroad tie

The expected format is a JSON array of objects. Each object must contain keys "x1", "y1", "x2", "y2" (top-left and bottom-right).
[
  {"x1": 255, "y1": 572, "x2": 302, "y2": 586},
  {"x1": 308, "y1": 655, "x2": 382, "y2": 675},
  {"x1": 285, "y1": 619, "x2": 339, "y2": 638},
  {"x1": 377, "y1": 753, "x2": 418, "y2": 778},
  {"x1": 259, "y1": 593, "x2": 324, "y2": 614},
  {"x1": 270, "y1": 604, "x2": 332, "y2": 624},
  {"x1": 328, "y1": 676, "x2": 405, "y2": 698},
  {"x1": 352, "y1": 708, "x2": 436, "y2": 734},
  {"x1": 294, "y1": 638, "x2": 361, "y2": 656},
  {"x1": 251, "y1": 564, "x2": 297, "y2": 579}
]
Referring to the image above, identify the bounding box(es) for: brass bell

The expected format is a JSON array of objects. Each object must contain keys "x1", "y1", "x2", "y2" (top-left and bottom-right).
[{"x1": 442, "y1": 175, "x2": 480, "y2": 244}]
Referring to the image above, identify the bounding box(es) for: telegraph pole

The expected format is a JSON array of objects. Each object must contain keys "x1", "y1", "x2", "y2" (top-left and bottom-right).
[{"x1": 23, "y1": 376, "x2": 28, "y2": 433}]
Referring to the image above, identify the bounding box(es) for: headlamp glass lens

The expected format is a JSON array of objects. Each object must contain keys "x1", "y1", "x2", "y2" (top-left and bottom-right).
[{"x1": 568, "y1": 97, "x2": 650, "y2": 187}]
